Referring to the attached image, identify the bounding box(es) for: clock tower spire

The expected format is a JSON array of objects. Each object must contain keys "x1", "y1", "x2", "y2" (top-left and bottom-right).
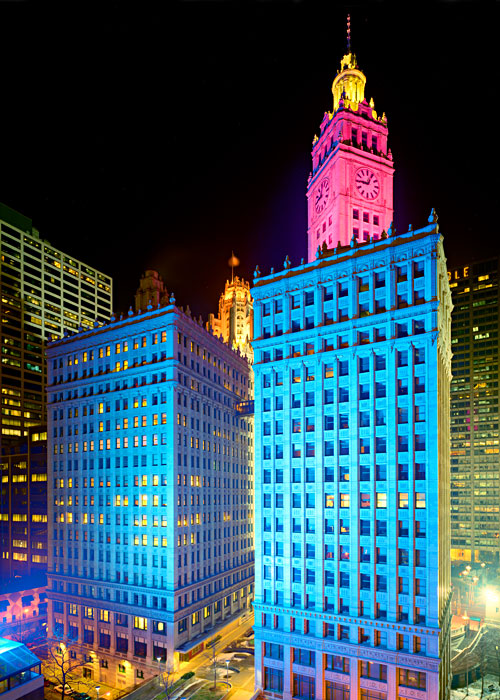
[{"x1": 306, "y1": 18, "x2": 394, "y2": 261}]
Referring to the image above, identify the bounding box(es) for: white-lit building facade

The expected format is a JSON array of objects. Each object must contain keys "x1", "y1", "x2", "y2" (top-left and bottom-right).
[{"x1": 46, "y1": 299, "x2": 254, "y2": 688}]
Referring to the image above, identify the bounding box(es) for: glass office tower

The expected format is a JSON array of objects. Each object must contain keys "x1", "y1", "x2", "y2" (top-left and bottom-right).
[{"x1": 449, "y1": 258, "x2": 500, "y2": 565}]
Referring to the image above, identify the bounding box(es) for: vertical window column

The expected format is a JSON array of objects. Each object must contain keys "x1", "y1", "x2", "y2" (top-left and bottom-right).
[{"x1": 283, "y1": 293, "x2": 292, "y2": 334}]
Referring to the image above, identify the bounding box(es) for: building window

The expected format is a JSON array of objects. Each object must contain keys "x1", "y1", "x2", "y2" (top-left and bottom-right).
[
  {"x1": 399, "y1": 492, "x2": 409, "y2": 509},
  {"x1": 293, "y1": 674, "x2": 315, "y2": 700},
  {"x1": 398, "y1": 668, "x2": 426, "y2": 690},
  {"x1": 415, "y1": 492, "x2": 426, "y2": 509},
  {"x1": 326, "y1": 682, "x2": 350, "y2": 700},
  {"x1": 294, "y1": 648, "x2": 315, "y2": 667},
  {"x1": 264, "y1": 667, "x2": 284, "y2": 692}
]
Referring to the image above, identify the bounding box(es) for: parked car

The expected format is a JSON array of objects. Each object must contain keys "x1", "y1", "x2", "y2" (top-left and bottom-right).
[{"x1": 54, "y1": 684, "x2": 72, "y2": 694}]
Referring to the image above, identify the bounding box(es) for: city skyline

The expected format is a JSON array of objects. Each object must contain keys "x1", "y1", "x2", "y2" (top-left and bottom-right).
[
  {"x1": 0, "y1": 5, "x2": 495, "y2": 698},
  {"x1": 0, "y1": 4, "x2": 497, "y2": 317}
]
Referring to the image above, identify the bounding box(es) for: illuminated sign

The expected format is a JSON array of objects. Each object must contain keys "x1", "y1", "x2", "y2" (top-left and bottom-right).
[{"x1": 448, "y1": 266, "x2": 469, "y2": 281}]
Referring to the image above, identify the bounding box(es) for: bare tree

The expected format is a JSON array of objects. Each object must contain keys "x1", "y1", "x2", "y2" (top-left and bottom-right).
[
  {"x1": 204, "y1": 636, "x2": 222, "y2": 690},
  {"x1": 159, "y1": 662, "x2": 179, "y2": 700},
  {"x1": 44, "y1": 637, "x2": 91, "y2": 700}
]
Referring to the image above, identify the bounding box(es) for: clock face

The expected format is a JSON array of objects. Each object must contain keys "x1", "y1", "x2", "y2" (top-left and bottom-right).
[
  {"x1": 315, "y1": 178, "x2": 330, "y2": 214},
  {"x1": 355, "y1": 168, "x2": 380, "y2": 200}
]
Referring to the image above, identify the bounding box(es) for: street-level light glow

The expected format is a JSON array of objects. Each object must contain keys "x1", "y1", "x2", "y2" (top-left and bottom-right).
[{"x1": 485, "y1": 587, "x2": 499, "y2": 604}]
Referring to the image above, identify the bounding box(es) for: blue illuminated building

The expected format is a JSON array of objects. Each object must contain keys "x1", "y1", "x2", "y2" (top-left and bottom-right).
[
  {"x1": 251, "y1": 213, "x2": 452, "y2": 699},
  {"x1": 45, "y1": 295, "x2": 254, "y2": 688},
  {"x1": 0, "y1": 637, "x2": 44, "y2": 699}
]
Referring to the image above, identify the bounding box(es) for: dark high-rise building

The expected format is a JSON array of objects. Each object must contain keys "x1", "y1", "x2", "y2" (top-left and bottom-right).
[
  {"x1": 0, "y1": 202, "x2": 112, "y2": 450},
  {"x1": 0, "y1": 426, "x2": 48, "y2": 582},
  {"x1": 450, "y1": 258, "x2": 500, "y2": 565}
]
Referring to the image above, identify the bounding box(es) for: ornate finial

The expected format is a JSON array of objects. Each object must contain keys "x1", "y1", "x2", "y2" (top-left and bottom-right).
[
  {"x1": 381, "y1": 230, "x2": 387, "y2": 240},
  {"x1": 316, "y1": 245, "x2": 322, "y2": 259},
  {"x1": 93, "y1": 319, "x2": 99, "y2": 328},
  {"x1": 169, "y1": 292, "x2": 176, "y2": 304},
  {"x1": 408, "y1": 224, "x2": 413, "y2": 232},
  {"x1": 111, "y1": 312, "x2": 116, "y2": 322},
  {"x1": 350, "y1": 232, "x2": 357, "y2": 248},
  {"x1": 186, "y1": 305, "x2": 192, "y2": 317},
  {"x1": 428, "y1": 208, "x2": 438, "y2": 224},
  {"x1": 146, "y1": 300, "x2": 153, "y2": 311},
  {"x1": 128, "y1": 306, "x2": 134, "y2": 317},
  {"x1": 253, "y1": 265, "x2": 261, "y2": 279},
  {"x1": 347, "y1": 14, "x2": 351, "y2": 53},
  {"x1": 321, "y1": 241, "x2": 328, "y2": 254},
  {"x1": 387, "y1": 221, "x2": 395, "y2": 237},
  {"x1": 284, "y1": 255, "x2": 291, "y2": 270},
  {"x1": 270, "y1": 267, "x2": 274, "y2": 274},
  {"x1": 300, "y1": 258, "x2": 305, "y2": 265}
]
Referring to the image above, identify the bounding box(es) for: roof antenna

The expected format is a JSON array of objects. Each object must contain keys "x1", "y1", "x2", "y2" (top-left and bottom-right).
[{"x1": 347, "y1": 13, "x2": 351, "y2": 53}]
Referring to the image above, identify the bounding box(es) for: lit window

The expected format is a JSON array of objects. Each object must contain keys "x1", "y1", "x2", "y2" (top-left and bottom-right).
[
  {"x1": 340, "y1": 494, "x2": 350, "y2": 508},
  {"x1": 134, "y1": 616, "x2": 147, "y2": 630},
  {"x1": 415, "y1": 492, "x2": 426, "y2": 509}
]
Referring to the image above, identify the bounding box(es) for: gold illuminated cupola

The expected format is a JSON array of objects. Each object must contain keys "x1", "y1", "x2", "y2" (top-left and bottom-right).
[
  {"x1": 331, "y1": 15, "x2": 366, "y2": 112},
  {"x1": 332, "y1": 53, "x2": 366, "y2": 111}
]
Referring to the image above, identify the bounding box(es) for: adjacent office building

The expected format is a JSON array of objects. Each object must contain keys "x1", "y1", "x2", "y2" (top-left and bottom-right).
[
  {"x1": 450, "y1": 258, "x2": 500, "y2": 565},
  {"x1": 0, "y1": 202, "x2": 112, "y2": 587},
  {"x1": 0, "y1": 202, "x2": 113, "y2": 447},
  {"x1": 0, "y1": 426, "x2": 48, "y2": 581},
  {"x1": 46, "y1": 293, "x2": 254, "y2": 688},
  {"x1": 252, "y1": 41, "x2": 452, "y2": 700}
]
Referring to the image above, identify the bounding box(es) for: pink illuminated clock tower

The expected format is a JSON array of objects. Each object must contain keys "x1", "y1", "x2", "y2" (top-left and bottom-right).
[{"x1": 306, "y1": 26, "x2": 394, "y2": 262}]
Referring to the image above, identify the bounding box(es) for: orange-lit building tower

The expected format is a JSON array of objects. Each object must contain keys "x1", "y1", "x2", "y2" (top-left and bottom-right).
[{"x1": 208, "y1": 277, "x2": 253, "y2": 362}]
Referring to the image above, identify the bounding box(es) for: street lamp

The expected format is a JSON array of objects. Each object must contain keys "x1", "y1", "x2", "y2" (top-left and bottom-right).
[
  {"x1": 225, "y1": 660, "x2": 230, "y2": 685},
  {"x1": 157, "y1": 656, "x2": 162, "y2": 677},
  {"x1": 95, "y1": 685, "x2": 100, "y2": 700}
]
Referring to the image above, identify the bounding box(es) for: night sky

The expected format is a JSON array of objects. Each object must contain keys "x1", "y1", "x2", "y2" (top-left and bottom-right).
[{"x1": 0, "y1": 2, "x2": 497, "y2": 318}]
